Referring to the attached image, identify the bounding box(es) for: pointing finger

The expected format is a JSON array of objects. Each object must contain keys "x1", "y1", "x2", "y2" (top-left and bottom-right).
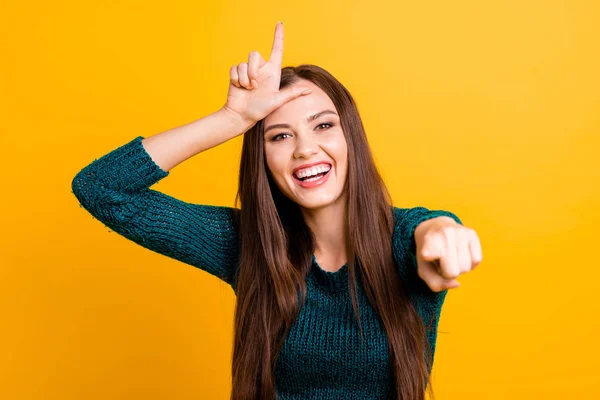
[
  {"x1": 418, "y1": 261, "x2": 461, "y2": 292},
  {"x1": 269, "y1": 22, "x2": 284, "y2": 68}
]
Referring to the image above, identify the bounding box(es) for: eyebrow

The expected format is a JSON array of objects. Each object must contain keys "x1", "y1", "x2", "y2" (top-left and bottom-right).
[{"x1": 264, "y1": 110, "x2": 338, "y2": 135}]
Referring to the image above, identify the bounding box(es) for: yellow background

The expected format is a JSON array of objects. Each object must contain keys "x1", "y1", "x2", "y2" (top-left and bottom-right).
[{"x1": 2, "y1": 0, "x2": 599, "y2": 398}]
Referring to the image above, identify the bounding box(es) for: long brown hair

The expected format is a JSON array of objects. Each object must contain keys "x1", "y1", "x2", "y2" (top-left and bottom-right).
[{"x1": 231, "y1": 65, "x2": 436, "y2": 400}]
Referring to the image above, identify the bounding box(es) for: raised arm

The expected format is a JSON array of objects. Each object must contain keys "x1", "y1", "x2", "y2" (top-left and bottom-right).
[
  {"x1": 71, "y1": 132, "x2": 245, "y2": 289},
  {"x1": 72, "y1": 22, "x2": 313, "y2": 291}
]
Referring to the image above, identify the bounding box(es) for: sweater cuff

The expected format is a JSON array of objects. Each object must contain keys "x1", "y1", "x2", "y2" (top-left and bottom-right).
[
  {"x1": 393, "y1": 207, "x2": 463, "y2": 270},
  {"x1": 80, "y1": 135, "x2": 170, "y2": 193}
]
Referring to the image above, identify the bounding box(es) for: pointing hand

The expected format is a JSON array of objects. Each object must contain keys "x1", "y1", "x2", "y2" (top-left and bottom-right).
[{"x1": 415, "y1": 218, "x2": 483, "y2": 292}]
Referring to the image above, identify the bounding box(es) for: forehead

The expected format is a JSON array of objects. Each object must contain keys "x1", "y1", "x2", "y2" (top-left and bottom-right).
[{"x1": 264, "y1": 80, "x2": 336, "y2": 125}]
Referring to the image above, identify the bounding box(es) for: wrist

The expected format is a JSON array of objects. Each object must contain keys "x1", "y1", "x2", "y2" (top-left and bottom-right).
[{"x1": 218, "y1": 106, "x2": 257, "y2": 135}]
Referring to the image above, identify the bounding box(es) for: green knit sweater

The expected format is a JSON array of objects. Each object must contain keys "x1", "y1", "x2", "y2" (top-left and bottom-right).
[{"x1": 71, "y1": 135, "x2": 462, "y2": 399}]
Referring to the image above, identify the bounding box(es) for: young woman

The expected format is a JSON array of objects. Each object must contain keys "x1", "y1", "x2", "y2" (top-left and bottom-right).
[{"x1": 72, "y1": 22, "x2": 482, "y2": 400}]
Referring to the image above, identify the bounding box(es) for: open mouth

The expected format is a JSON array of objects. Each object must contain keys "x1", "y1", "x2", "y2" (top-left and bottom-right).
[{"x1": 292, "y1": 164, "x2": 332, "y2": 183}]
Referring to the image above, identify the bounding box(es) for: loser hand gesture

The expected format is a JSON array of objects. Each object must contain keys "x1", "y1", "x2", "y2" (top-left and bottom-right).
[{"x1": 222, "y1": 22, "x2": 313, "y2": 127}]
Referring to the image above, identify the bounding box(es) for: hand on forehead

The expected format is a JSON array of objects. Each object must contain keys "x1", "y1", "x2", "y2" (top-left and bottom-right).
[{"x1": 265, "y1": 81, "x2": 335, "y2": 125}]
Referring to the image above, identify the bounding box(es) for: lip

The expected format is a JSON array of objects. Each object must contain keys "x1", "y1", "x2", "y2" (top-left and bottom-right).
[
  {"x1": 292, "y1": 167, "x2": 332, "y2": 189},
  {"x1": 292, "y1": 161, "x2": 332, "y2": 175}
]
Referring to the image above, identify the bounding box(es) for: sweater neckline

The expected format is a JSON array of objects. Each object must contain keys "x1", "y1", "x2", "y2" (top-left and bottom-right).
[{"x1": 310, "y1": 254, "x2": 349, "y2": 292}]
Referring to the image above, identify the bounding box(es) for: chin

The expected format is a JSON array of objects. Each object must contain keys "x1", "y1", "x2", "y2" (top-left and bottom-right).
[
  {"x1": 292, "y1": 192, "x2": 343, "y2": 211},
  {"x1": 274, "y1": 177, "x2": 345, "y2": 210}
]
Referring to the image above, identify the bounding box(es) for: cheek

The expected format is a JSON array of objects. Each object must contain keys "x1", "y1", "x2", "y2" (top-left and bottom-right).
[
  {"x1": 265, "y1": 151, "x2": 288, "y2": 180},
  {"x1": 326, "y1": 135, "x2": 348, "y2": 173},
  {"x1": 339, "y1": 144, "x2": 348, "y2": 169}
]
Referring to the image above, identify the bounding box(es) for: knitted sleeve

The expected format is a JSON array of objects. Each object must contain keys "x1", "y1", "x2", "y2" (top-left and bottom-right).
[
  {"x1": 391, "y1": 206, "x2": 463, "y2": 364},
  {"x1": 71, "y1": 135, "x2": 240, "y2": 289}
]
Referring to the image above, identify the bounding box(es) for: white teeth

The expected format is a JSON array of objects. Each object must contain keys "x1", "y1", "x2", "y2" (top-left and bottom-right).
[
  {"x1": 303, "y1": 175, "x2": 323, "y2": 182},
  {"x1": 295, "y1": 164, "x2": 331, "y2": 179}
]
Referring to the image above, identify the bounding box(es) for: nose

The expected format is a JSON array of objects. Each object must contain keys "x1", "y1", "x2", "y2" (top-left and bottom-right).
[{"x1": 293, "y1": 132, "x2": 319, "y2": 159}]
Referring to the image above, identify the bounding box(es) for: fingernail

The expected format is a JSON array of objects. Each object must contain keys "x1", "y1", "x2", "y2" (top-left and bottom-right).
[{"x1": 278, "y1": 21, "x2": 283, "y2": 25}]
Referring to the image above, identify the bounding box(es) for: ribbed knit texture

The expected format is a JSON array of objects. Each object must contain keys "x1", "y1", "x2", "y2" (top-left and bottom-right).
[{"x1": 71, "y1": 136, "x2": 462, "y2": 399}]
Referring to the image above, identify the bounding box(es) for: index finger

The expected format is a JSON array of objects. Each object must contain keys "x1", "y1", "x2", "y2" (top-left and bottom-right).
[
  {"x1": 269, "y1": 22, "x2": 284, "y2": 67},
  {"x1": 418, "y1": 262, "x2": 461, "y2": 292}
]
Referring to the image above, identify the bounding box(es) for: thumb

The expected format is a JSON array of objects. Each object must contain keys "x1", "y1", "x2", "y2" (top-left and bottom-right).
[{"x1": 273, "y1": 86, "x2": 312, "y2": 108}]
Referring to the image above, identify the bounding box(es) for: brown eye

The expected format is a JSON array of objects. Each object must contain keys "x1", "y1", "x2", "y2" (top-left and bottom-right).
[
  {"x1": 316, "y1": 122, "x2": 333, "y2": 130},
  {"x1": 272, "y1": 133, "x2": 291, "y2": 141}
]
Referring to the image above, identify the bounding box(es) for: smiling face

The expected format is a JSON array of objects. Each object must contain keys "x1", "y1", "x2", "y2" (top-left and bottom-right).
[{"x1": 263, "y1": 79, "x2": 348, "y2": 211}]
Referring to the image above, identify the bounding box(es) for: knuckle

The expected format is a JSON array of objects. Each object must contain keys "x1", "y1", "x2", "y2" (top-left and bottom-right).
[
  {"x1": 462, "y1": 228, "x2": 475, "y2": 241},
  {"x1": 461, "y1": 264, "x2": 470, "y2": 274},
  {"x1": 442, "y1": 226, "x2": 455, "y2": 236},
  {"x1": 464, "y1": 256, "x2": 473, "y2": 269},
  {"x1": 447, "y1": 272, "x2": 460, "y2": 280},
  {"x1": 423, "y1": 231, "x2": 436, "y2": 242}
]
